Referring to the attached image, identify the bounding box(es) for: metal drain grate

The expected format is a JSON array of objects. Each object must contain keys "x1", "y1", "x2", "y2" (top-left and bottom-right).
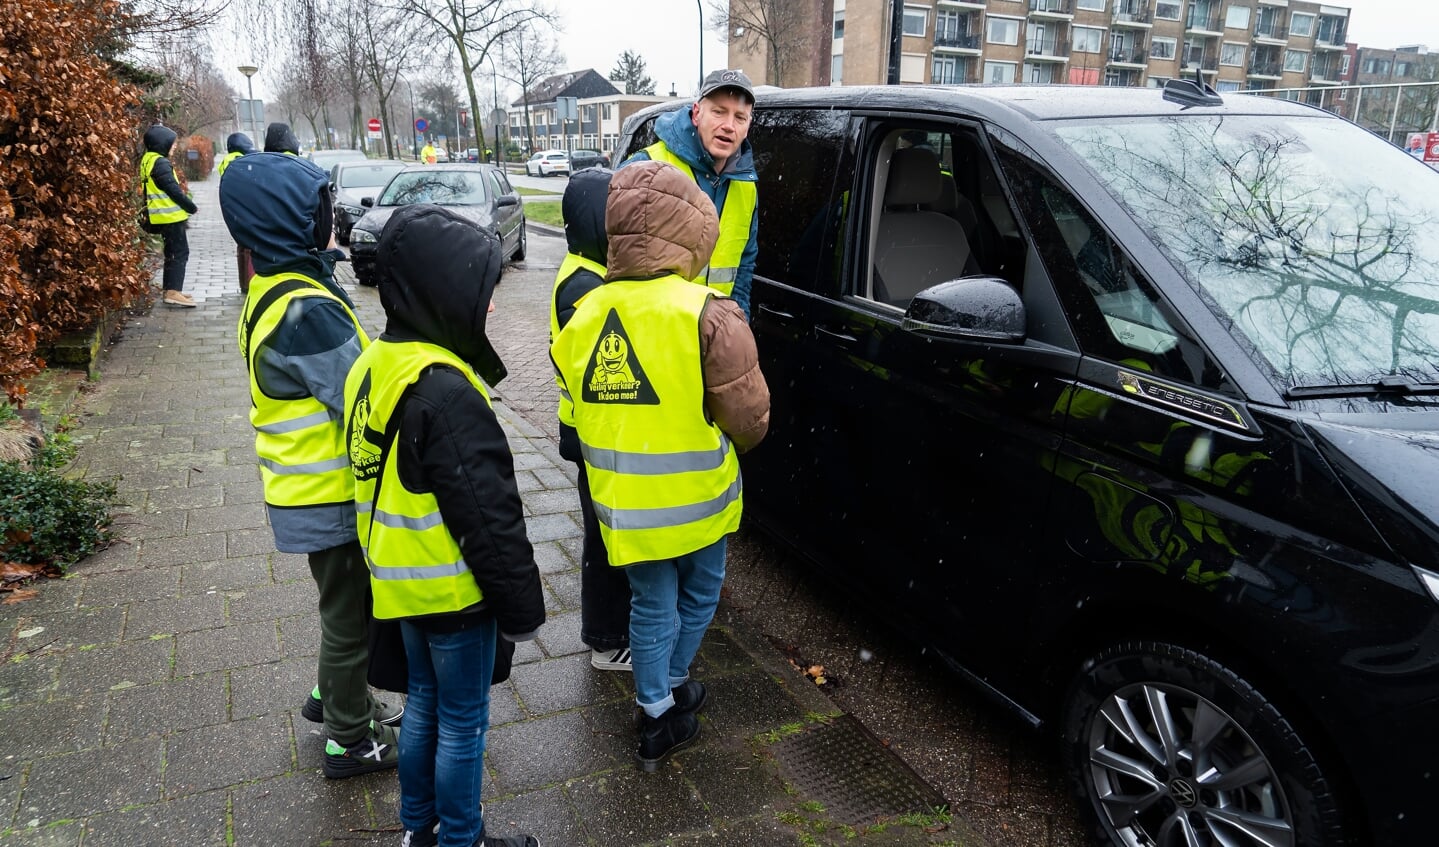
[{"x1": 766, "y1": 715, "x2": 947, "y2": 826}]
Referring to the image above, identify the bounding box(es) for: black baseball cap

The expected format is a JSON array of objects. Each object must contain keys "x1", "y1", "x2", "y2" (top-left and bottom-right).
[{"x1": 697, "y1": 69, "x2": 755, "y2": 104}]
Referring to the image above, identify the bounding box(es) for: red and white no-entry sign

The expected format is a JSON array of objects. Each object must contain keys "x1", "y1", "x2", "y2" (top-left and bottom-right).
[{"x1": 366, "y1": 118, "x2": 382, "y2": 132}]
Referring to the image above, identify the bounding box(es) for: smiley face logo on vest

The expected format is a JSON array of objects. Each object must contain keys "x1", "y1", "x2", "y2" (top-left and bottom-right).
[{"x1": 582, "y1": 309, "x2": 659, "y2": 405}]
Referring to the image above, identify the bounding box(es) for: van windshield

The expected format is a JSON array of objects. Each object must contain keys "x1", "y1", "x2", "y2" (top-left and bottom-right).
[{"x1": 1051, "y1": 112, "x2": 1439, "y2": 391}]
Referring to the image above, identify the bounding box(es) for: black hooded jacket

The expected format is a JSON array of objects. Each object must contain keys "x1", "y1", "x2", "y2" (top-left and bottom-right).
[
  {"x1": 373, "y1": 205, "x2": 543, "y2": 638},
  {"x1": 552, "y1": 167, "x2": 613, "y2": 461},
  {"x1": 263, "y1": 122, "x2": 301, "y2": 155},
  {"x1": 141, "y1": 125, "x2": 198, "y2": 216}
]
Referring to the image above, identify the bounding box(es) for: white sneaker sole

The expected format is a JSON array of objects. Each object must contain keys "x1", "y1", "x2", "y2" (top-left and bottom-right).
[{"x1": 591, "y1": 648, "x2": 633, "y2": 672}]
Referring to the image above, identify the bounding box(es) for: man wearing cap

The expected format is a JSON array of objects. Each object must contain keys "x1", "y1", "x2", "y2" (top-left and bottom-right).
[{"x1": 624, "y1": 69, "x2": 759, "y2": 320}]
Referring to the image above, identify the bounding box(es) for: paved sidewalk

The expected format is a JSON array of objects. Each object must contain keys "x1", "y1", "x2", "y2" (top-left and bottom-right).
[{"x1": 0, "y1": 175, "x2": 988, "y2": 846}]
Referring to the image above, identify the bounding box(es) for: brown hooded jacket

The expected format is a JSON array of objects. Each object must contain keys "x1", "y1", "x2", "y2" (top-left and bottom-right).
[{"x1": 604, "y1": 161, "x2": 769, "y2": 451}]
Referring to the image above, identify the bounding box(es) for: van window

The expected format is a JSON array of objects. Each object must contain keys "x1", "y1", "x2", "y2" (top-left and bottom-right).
[
  {"x1": 999, "y1": 148, "x2": 1232, "y2": 392},
  {"x1": 748, "y1": 108, "x2": 852, "y2": 294},
  {"x1": 856, "y1": 123, "x2": 1025, "y2": 308}
]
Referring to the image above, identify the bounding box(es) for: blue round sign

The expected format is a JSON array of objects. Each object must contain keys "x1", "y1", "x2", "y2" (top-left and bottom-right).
[{"x1": 414, "y1": 118, "x2": 428, "y2": 132}]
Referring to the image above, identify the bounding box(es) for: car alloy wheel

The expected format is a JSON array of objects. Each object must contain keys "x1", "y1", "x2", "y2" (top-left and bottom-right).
[{"x1": 1062, "y1": 642, "x2": 1350, "y2": 847}]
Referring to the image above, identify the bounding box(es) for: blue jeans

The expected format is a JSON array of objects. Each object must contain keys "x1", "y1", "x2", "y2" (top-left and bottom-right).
[
  {"x1": 399, "y1": 618, "x2": 496, "y2": 847},
  {"x1": 626, "y1": 538, "x2": 727, "y2": 717}
]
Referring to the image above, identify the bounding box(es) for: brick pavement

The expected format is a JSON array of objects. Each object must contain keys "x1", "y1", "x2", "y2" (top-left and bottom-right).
[{"x1": 0, "y1": 173, "x2": 999, "y2": 846}]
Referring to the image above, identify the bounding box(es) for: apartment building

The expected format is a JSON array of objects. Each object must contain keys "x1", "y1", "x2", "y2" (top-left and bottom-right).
[{"x1": 729, "y1": 0, "x2": 1351, "y2": 93}]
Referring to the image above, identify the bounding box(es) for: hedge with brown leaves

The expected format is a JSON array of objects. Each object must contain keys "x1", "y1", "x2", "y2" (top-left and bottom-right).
[{"x1": 0, "y1": 0, "x2": 150, "y2": 404}]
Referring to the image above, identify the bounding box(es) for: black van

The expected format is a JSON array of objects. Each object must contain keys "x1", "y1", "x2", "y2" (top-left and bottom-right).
[{"x1": 617, "y1": 82, "x2": 1439, "y2": 847}]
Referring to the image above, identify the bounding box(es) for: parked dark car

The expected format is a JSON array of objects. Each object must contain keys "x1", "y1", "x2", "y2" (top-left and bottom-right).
[
  {"x1": 349, "y1": 163, "x2": 525, "y2": 286},
  {"x1": 329, "y1": 159, "x2": 407, "y2": 245},
  {"x1": 617, "y1": 82, "x2": 1439, "y2": 846},
  {"x1": 569, "y1": 148, "x2": 609, "y2": 172}
]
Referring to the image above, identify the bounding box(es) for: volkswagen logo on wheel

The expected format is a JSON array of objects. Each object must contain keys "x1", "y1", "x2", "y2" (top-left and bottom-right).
[{"x1": 1169, "y1": 778, "x2": 1198, "y2": 808}]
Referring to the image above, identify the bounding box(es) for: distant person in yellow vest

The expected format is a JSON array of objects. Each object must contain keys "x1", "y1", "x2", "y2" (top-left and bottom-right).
[
  {"x1": 623, "y1": 69, "x2": 758, "y2": 319},
  {"x1": 216, "y1": 131, "x2": 254, "y2": 176},
  {"x1": 219, "y1": 146, "x2": 404, "y2": 780},
  {"x1": 140, "y1": 125, "x2": 199, "y2": 307},
  {"x1": 216, "y1": 132, "x2": 256, "y2": 294},
  {"x1": 421, "y1": 141, "x2": 437, "y2": 165},
  {"x1": 345, "y1": 204, "x2": 543, "y2": 847},
  {"x1": 551, "y1": 161, "x2": 770, "y2": 772}
]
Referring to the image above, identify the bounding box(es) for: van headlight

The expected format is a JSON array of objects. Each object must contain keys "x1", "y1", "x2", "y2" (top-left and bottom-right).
[{"x1": 351, "y1": 229, "x2": 378, "y2": 244}]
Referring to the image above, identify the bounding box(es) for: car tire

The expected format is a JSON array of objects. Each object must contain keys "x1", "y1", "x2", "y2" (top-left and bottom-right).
[
  {"x1": 511, "y1": 221, "x2": 527, "y2": 261},
  {"x1": 1062, "y1": 642, "x2": 1352, "y2": 847},
  {"x1": 355, "y1": 268, "x2": 377, "y2": 288}
]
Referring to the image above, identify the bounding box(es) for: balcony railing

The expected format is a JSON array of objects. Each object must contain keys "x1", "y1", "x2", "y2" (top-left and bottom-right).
[
  {"x1": 1186, "y1": 12, "x2": 1222, "y2": 31},
  {"x1": 933, "y1": 68, "x2": 982, "y2": 84},
  {"x1": 1254, "y1": 23, "x2": 1288, "y2": 40},
  {"x1": 1248, "y1": 62, "x2": 1283, "y2": 77},
  {"x1": 1029, "y1": 0, "x2": 1073, "y2": 15},
  {"x1": 1182, "y1": 52, "x2": 1219, "y2": 70},
  {"x1": 1113, "y1": 6, "x2": 1153, "y2": 24},
  {"x1": 1314, "y1": 30, "x2": 1346, "y2": 48},
  {"x1": 1108, "y1": 48, "x2": 1149, "y2": 64},
  {"x1": 935, "y1": 32, "x2": 983, "y2": 50},
  {"x1": 1027, "y1": 37, "x2": 1071, "y2": 56}
]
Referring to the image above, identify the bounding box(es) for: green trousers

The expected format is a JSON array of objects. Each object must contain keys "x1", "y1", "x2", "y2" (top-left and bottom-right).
[{"x1": 308, "y1": 540, "x2": 378, "y2": 745}]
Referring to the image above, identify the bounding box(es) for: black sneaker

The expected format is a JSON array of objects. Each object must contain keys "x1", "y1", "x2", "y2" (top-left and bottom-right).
[
  {"x1": 303, "y1": 685, "x2": 404, "y2": 726},
  {"x1": 636, "y1": 706, "x2": 700, "y2": 773},
  {"x1": 473, "y1": 834, "x2": 540, "y2": 847},
  {"x1": 400, "y1": 818, "x2": 439, "y2": 847},
  {"x1": 323, "y1": 723, "x2": 399, "y2": 779}
]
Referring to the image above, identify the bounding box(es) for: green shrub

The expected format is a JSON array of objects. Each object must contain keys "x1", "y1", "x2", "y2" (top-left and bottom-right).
[{"x1": 0, "y1": 428, "x2": 117, "y2": 571}]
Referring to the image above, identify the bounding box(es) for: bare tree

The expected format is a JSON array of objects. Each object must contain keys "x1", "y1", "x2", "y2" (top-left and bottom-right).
[
  {"x1": 352, "y1": 3, "x2": 419, "y2": 159},
  {"x1": 499, "y1": 19, "x2": 562, "y2": 154},
  {"x1": 322, "y1": 0, "x2": 375, "y2": 151},
  {"x1": 272, "y1": 56, "x2": 333, "y2": 149},
  {"x1": 392, "y1": 0, "x2": 553, "y2": 157},
  {"x1": 609, "y1": 49, "x2": 655, "y2": 95},
  {"x1": 147, "y1": 35, "x2": 239, "y2": 136},
  {"x1": 707, "y1": 0, "x2": 810, "y2": 87}
]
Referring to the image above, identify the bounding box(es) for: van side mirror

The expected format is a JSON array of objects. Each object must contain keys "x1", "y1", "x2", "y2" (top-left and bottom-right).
[
  {"x1": 496, "y1": 195, "x2": 518, "y2": 207},
  {"x1": 902, "y1": 276, "x2": 1025, "y2": 342},
  {"x1": 361, "y1": 197, "x2": 374, "y2": 208}
]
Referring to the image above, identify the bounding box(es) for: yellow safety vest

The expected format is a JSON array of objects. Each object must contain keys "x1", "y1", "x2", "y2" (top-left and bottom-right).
[
  {"x1": 217, "y1": 151, "x2": 243, "y2": 176},
  {"x1": 239, "y1": 272, "x2": 369, "y2": 510},
  {"x1": 551, "y1": 275, "x2": 742, "y2": 565},
  {"x1": 345, "y1": 340, "x2": 491, "y2": 619},
  {"x1": 550, "y1": 252, "x2": 609, "y2": 427},
  {"x1": 140, "y1": 151, "x2": 190, "y2": 225},
  {"x1": 642, "y1": 141, "x2": 756, "y2": 298}
]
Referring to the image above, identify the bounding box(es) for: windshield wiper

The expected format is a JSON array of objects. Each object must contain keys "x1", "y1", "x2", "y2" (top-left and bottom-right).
[{"x1": 1284, "y1": 376, "x2": 1439, "y2": 400}]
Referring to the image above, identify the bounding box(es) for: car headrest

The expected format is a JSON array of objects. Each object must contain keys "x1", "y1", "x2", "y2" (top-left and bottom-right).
[{"x1": 885, "y1": 147, "x2": 943, "y2": 208}]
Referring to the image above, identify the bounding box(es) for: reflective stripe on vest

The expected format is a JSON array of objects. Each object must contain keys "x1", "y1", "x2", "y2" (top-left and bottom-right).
[
  {"x1": 345, "y1": 340, "x2": 491, "y2": 619},
  {"x1": 140, "y1": 151, "x2": 190, "y2": 225},
  {"x1": 550, "y1": 252, "x2": 608, "y2": 427},
  {"x1": 240, "y1": 272, "x2": 368, "y2": 510},
  {"x1": 550, "y1": 274, "x2": 742, "y2": 565},
  {"x1": 642, "y1": 142, "x2": 756, "y2": 298}
]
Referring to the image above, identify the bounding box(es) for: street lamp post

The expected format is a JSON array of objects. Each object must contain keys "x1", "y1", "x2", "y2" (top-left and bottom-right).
[
  {"x1": 696, "y1": 0, "x2": 704, "y2": 93},
  {"x1": 238, "y1": 64, "x2": 259, "y2": 139}
]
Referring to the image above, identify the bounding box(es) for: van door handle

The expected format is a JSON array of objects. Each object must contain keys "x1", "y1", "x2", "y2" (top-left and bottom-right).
[
  {"x1": 815, "y1": 325, "x2": 858, "y2": 344},
  {"x1": 756, "y1": 303, "x2": 793, "y2": 322}
]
